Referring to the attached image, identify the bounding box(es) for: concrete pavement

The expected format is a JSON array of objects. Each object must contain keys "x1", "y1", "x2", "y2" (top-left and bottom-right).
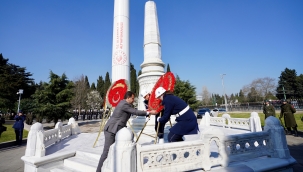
[{"x1": 1, "y1": 121, "x2": 303, "y2": 172}]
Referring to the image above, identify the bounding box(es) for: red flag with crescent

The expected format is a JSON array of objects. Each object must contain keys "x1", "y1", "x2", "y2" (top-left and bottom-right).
[
  {"x1": 149, "y1": 72, "x2": 176, "y2": 112},
  {"x1": 106, "y1": 79, "x2": 129, "y2": 108}
]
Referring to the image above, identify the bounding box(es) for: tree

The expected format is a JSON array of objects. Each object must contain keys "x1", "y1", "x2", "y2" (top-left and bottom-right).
[
  {"x1": 247, "y1": 87, "x2": 259, "y2": 102},
  {"x1": 174, "y1": 75, "x2": 199, "y2": 110},
  {"x1": 130, "y1": 63, "x2": 138, "y2": 95},
  {"x1": 70, "y1": 75, "x2": 89, "y2": 115},
  {"x1": 296, "y1": 74, "x2": 303, "y2": 98},
  {"x1": 238, "y1": 90, "x2": 245, "y2": 103},
  {"x1": 86, "y1": 90, "x2": 103, "y2": 110},
  {"x1": 85, "y1": 76, "x2": 90, "y2": 90},
  {"x1": 201, "y1": 86, "x2": 210, "y2": 105},
  {"x1": 242, "y1": 77, "x2": 276, "y2": 101},
  {"x1": 0, "y1": 53, "x2": 35, "y2": 113},
  {"x1": 276, "y1": 68, "x2": 297, "y2": 99},
  {"x1": 97, "y1": 76, "x2": 105, "y2": 99},
  {"x1": 32, "y1": 71, "x2": 74, "y2": 125},
  {"x1": 104, "y1": 72, "x2": 111, "y2": 95},
  {"x1": 91, "y1": 82, "x2": 96, "y2": 90},
  {"x1": 166, "y1": 63, "x2": 171, "y2": 72}
]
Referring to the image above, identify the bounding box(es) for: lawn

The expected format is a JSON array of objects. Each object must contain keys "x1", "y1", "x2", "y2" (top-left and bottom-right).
[
  {"x1": 218, "y1": 112, "x2": 303, "y2": 131},
  {"x1": 0, "y1": 125, "x2": 29, "y2": 143}
]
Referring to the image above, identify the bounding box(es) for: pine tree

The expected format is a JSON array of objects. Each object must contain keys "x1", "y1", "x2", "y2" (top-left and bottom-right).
[
  {"x1": 91, "y1": 82, "x2": 96, "y2": 90},
  {"x1": 0, "y1": 53, "x2": 35, "y2": 113},
  {"x1": 104, "y1": 72, "x2": 111, "y2": 94},
  {"x1": 166, "y1": 63, "x2": 171, "y2": 72},
  {"x1": 97, "y1": 76, "x2": 105, "y2": 98},
  {"x1": 85, "y1": 76, "x2": 90, "y2": 90},
  {"x1": 276, "y1": 68, "x2": 297, "y2": 99},
  {"x1": 130, "y1": 63, "x2": 137, "y2": 94},
  {"x1": 32, "y1": 71, "x2": 74, "y2": 125},
  {"x1": 174, "y1": 75, "x2": 199, "y2": 110}
]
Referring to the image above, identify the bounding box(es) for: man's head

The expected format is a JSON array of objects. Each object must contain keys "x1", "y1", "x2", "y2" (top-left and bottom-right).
[
  {"x1": 282, "y1": 99, "x2": 287, "y2": 104},
  {"x1": 18, "y1": 110, "x2": 23, "y2": 116},
  {"x1": 155, "y1": 87, "x2": 166, "y2": 100},
  {"x1": 124, "y1": 91, "x2": 135, "y2": 104},
  {"x1": 140, "y1": 89, "x2": 150, "y2": 100},
  {"x1": 265, "y1": 100, "x2": 270, "y2": 105}
]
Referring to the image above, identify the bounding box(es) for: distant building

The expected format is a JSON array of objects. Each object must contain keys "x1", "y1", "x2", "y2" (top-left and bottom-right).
[{"x1": 196, "y1": 95, "x2": 202, "y2": 101}]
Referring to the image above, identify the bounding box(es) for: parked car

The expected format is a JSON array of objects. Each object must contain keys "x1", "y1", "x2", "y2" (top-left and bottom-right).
[
  {"x1": 197, "y1": 108, "x2": 211, "y2": 118},
  {"x1": 218, "y1": 108, "x2": 226, "y2": 112},
  {"x1": 210, "y1": 108, "x2": 219, "y2": 117}
]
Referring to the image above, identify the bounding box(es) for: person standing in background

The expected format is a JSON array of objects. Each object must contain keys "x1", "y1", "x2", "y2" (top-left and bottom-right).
[
  {"x1": 280, "y1": 99, "x2": 298, "y2": 137},
  {"x1": 263, "y1": 100, "x2": 276, "y2": 119},
  {"x1": 12, "y1": 110, "x2": 26, "y2": 145}
]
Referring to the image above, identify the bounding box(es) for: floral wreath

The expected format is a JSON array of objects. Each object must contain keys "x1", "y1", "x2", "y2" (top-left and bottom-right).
[
  {"x1": 106, "y1": 79, "x2": 130, "y2": 108},
  {"x1": 149, "y1": 72, "x2": 176, "y2": 112}
]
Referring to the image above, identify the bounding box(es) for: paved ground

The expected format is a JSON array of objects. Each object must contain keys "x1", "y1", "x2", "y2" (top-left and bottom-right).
[{"x1": 1, "y1": 120, "x2": 303, "y2": 172}]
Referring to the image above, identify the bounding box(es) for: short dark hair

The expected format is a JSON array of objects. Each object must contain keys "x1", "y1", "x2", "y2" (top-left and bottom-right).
[{"x1": 124, "y1": 91, "x2": 135, "y2": 99}]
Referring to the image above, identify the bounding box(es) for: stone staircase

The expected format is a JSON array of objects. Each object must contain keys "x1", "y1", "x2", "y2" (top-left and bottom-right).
[{"x1": 49, "y1": 151, "x2": 100, "y2": 172}]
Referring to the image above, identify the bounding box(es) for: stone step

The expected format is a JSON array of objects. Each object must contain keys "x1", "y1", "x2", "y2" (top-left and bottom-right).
[
  {"x1": 75, "y1": 150, "x2": 100, "y2": 161},
  {"x1": 64, "y1": 156, "x2": 98, "y2": 172},
  {"x1": 50, "y1": 165, "x2": 82, "y2": 172}
]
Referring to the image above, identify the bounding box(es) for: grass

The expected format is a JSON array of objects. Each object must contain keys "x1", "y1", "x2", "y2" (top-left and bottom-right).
[
  {"x1": 0, "y1": 125, "x2": 29, "y2": 143},
  {"x1": 218, "y1": 112, "x2": 303, "y2": 131}
]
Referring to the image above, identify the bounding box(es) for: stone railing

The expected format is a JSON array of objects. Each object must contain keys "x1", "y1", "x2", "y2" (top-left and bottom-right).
[
  {"x1": 101, "y1": 116, "x2": 296, "y2": 172},
  {"x1": 23, "y1": 117, "x2": 80, "y2": 158},
  {"x1": 200, "y1": 112, "x2": 262, "y2": 132}
]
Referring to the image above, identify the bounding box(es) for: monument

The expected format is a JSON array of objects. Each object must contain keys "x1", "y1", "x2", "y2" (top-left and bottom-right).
[
  {"x1": 137, "y1": 0, "x2": 165, "y2": 111},
  {"x1": 20, "y1": 0, "x2": 297, "y2": 171},
  {"x1": 111, "y1": 0, "x2": 130, "y2": 83}
]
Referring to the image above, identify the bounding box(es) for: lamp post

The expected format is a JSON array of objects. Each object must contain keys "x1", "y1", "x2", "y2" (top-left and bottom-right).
[
  {"x1": 17, "y1": 89, "x2": 24, "y2": 113},
  {"x1": 220, "y1": 74, "x2": 228, "y2": 112}
]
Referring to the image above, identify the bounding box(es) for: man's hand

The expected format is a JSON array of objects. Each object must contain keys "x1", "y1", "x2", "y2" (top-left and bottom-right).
[
  {"x1": 145, "y1": 117, "x2": 150, "y2": 123},
  {"x1": 148, "y1": 110, "x2": 158, "y2": 115}
]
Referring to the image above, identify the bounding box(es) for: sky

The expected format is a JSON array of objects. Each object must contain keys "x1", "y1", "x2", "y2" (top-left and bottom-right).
[{"x1": 1, "y1": 0, "x2": 302, "y2": 96}]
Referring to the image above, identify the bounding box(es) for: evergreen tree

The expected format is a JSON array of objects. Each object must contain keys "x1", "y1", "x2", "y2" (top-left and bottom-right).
[
  {"x1": 166, "y1": 63, "x2": 171, "y2": 72},
  {"x1": 296, "y1": 74, "x2": 303, "y2": 98},
  {"x1": 174, "y1": 75, "x2": 199, "y2": 110},
  {"x1": 97, "y1": 76, "x2": 105, "y2": 99},
  {"x1": 0, "y1": 53, "x2": 35, "y2": 113},
  {"x1": 276, "y1": 68, "x2": 297, "y2": 99},
  {"x1": 104, "y1": 72, "x2": 111, "y2": 95},
  {"x1": 85, "y1": 76, "x2": 90, "y2": 90},
  {"x1": 32, "y1": 71, "x2": 74, "y2": 126},
  {"x1": 91, "y1": 82, "x2": 96, "y2": 90},
  {"x1": 130, "y1": 63, "x2": 137, "y2": 94},
  {"x1": 238, "y1": 90, "x2": 245, "y2": 103}
]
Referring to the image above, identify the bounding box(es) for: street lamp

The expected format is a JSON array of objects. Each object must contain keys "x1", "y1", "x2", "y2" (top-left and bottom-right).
[
  {"x1": 17, "y1": 89, "x2": 23, "y2": 113},
  {"x1": 220, "y1": 74, "x2": 228, "y2": 112}
]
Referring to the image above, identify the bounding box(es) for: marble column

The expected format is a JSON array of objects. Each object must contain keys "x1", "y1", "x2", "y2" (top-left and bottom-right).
[
  {"x1": 137, "y1": 0, "x2": 165, "y2": 111},
  {"x1": 112, "y1": 0, "x2": 130, "y2": 83}
]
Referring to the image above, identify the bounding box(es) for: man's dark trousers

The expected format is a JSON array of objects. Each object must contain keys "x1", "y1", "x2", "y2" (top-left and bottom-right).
[
  {"x1": 15, "y1": 129, "x2": 23, "y2": 145},
  {"x1": 96, "y1": 131, "x2": 115, "y2": 172}
]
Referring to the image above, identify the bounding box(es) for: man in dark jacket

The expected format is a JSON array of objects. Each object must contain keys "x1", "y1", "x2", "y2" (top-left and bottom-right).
[
  {"x1": 155, "y1": 87, "x2": 199, "y2": 142},
  {"x1": 12, "y1": 110, "x2": 26, "y2": 145},
  {"x1": 96, "y1": 91, "x2": 158, "y2": 172},
  {"x1": 263, "y1": 100, "x2": 276, "y2": 119},
  {"x1": 280, "y1": 99, "x2": 298, "y2": 137}
]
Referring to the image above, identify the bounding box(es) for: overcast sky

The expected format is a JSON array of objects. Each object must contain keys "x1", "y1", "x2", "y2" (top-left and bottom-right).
[{"x1": 1, "y1": 0, "x2": 302, "y2": 96}]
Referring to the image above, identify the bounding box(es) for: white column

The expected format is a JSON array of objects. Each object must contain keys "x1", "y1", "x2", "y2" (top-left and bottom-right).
[
  {"x1": 112, "y1": 0, "x2": 130, "y2": 83},
  {"x1": 138, "y1": 0, "x2": 165, "y2": 110}
]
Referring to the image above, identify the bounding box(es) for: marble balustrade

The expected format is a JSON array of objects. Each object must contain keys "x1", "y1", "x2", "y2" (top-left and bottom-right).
[
  {"x1": 102, "y1": 116, "x2": 295, "y2": 172},
  {"x1": 201, "y1": 112, "x2": 262, "y2": 132}
]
